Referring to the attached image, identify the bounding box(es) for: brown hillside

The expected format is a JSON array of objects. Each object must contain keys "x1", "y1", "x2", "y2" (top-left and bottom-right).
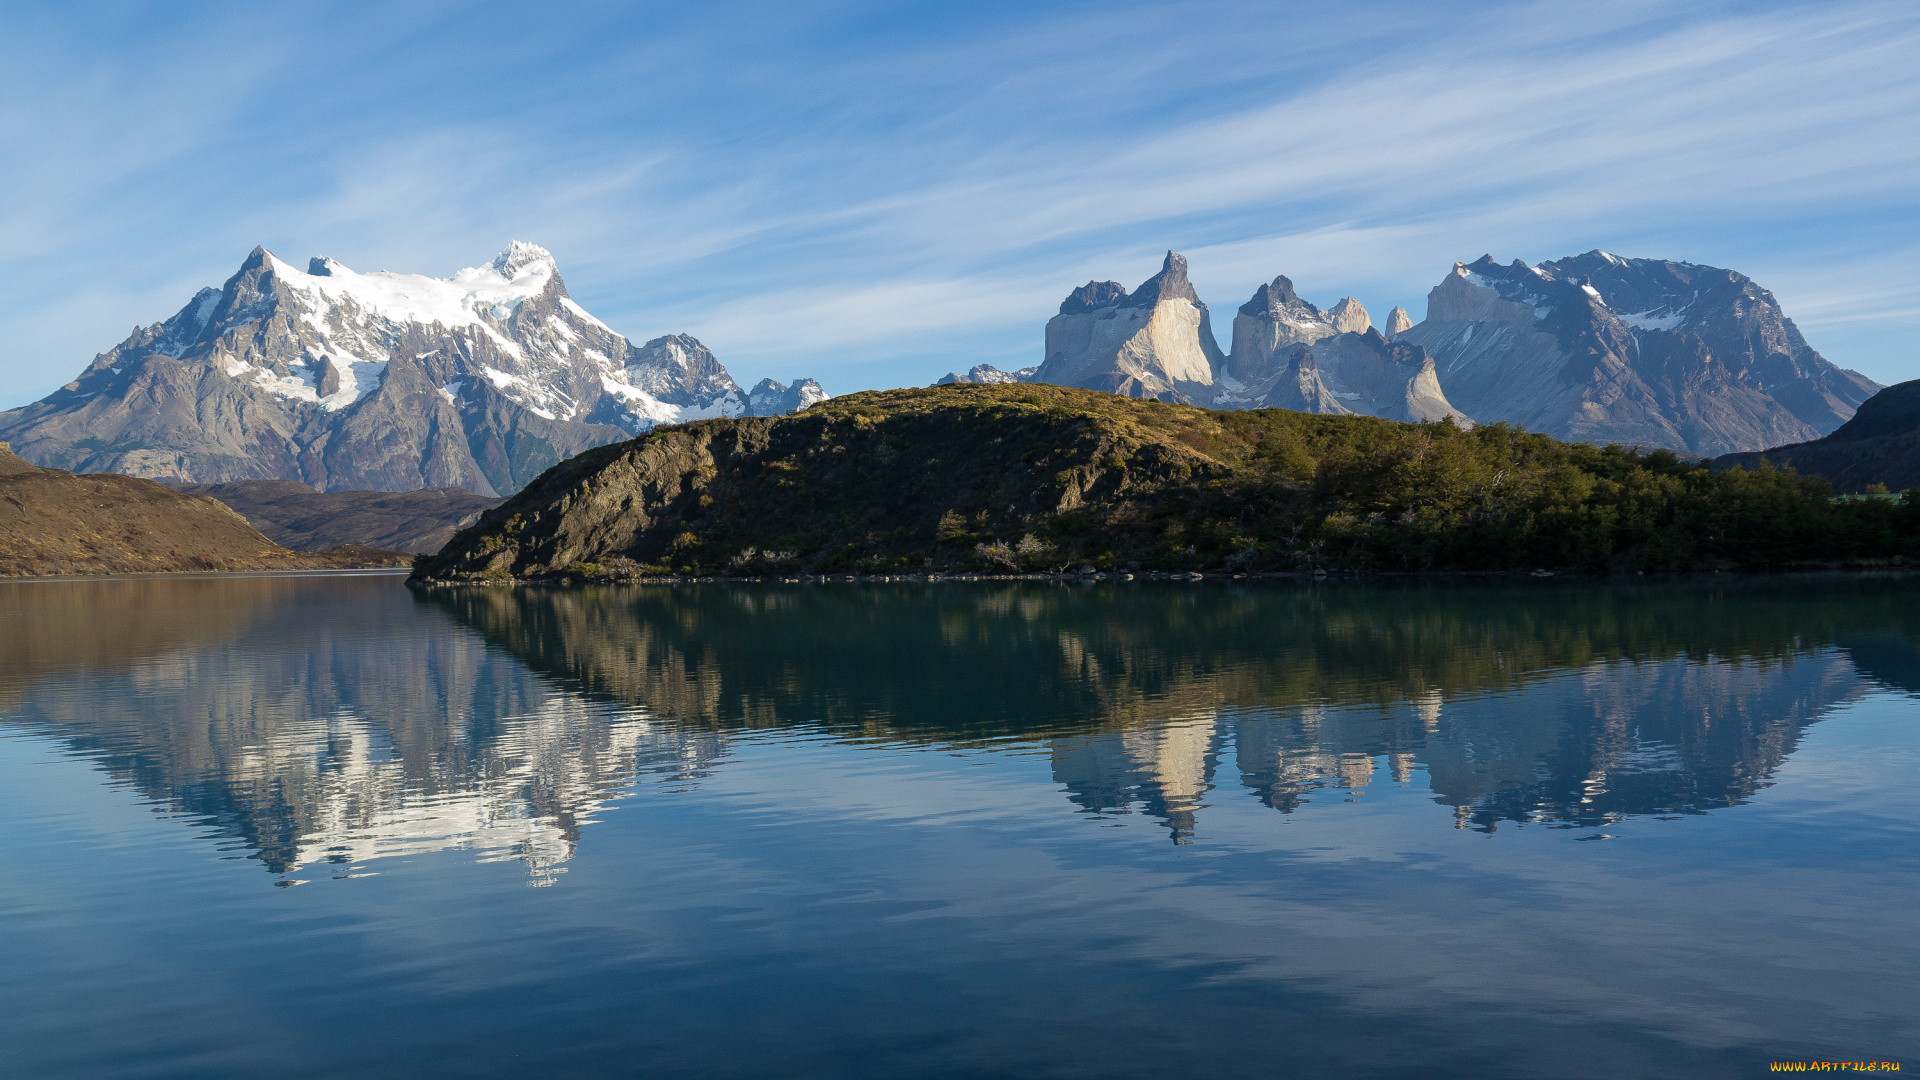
[{"x1": 0, "y1": 443, "x2": 411, "y2": 576}]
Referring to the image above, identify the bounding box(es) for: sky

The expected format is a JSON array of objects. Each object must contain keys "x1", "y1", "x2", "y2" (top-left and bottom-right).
[{"x1": 1, "y1": 0, "x2": 1916, "y2": 408}]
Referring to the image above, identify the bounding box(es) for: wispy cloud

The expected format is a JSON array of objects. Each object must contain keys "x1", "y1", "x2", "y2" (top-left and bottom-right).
[{"x1": 2, "y1": 0, "x2": 1916, "y2": 407}]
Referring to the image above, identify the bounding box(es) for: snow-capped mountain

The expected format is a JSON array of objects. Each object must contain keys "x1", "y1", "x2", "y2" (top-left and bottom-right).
[
  {"x1": 934, "y1": 364, "x2": 1038, "y2": 386},
  {"x1": 1394, "y1": 253, "x2": 1878, "y2": 455},
  {"x1": 0, "y1": 242, "x2": 826, "y2": 495}
]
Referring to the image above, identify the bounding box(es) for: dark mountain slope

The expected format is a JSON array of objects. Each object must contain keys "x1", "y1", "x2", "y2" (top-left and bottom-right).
[
  {"x1": 171, "y1": 480, "x2": 503, "y2": 553},
  {"x1": 1714, "y1": 379, "x2": 1920, "y2": 492}
]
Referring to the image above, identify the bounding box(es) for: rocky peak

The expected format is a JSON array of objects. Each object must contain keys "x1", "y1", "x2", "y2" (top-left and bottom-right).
[
  {"x1": 749, "y1": 378, "x2": 829, "y2": 417},
  {"x1": 626, "y1": 334, "x2": 742, "y2": 405},
  {"x1": 490, "y1": 240, "x2": 557, "y2": 280},
  {"x1": 935, "y1": 364, "x2": 1037, "y2": 386},
  {"x1": 1425, "y1": 260, "x2": 1553, "y2": 324},
  {"x1": 1327, "y1": 298, "x2": 1371, "y2": 334},
  {"x1": 1122, "y1": 251, "x2": 1201, "y2": 309},
  {"x1": 1059, "y1": 281, "x2": 1129, "y2": 316},
  {"x1": 0, "y1": 242, "x2": 828, "y2": 496},
  {"x1": 1381, "y1": 306, "x2": 1413, "y2": 338},
  {"x1": 1238, "y1": 275, "x2": 1320, "y2": 320}
]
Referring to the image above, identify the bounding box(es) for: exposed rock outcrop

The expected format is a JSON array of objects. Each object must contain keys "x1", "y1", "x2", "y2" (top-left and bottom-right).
[
  {"x1": 1381, "y1": 306, "x2": 1413, "y2": 339},
  {"x1": 1220, "y1": 330, "x2": 1470, "y2": 425},
  {"x1": 1327, "y1": 298, "x2": 1372, "y2": 335},
  {"x1": 1217, "y1": 278, "x2": 1469, "y2": 424},
  {"x1": 1223, "y1": 275, "x2": 1341, "y2": 387},
  {"x1": 1032, "y1": 252, "x2": 1226, "y2": 402},
  {"x1": 0, "y1": 443, "x2": 408, "y2": 576},
  {"x1": 0, "y1": 243, "x2": 827, "y2": 495},
  {"x1": 1395, "y1": 252, "x2": 1878, "y2": 455},
  {"x1": 1714, "y1": 379, "x2": 1920, "y2": 492}
]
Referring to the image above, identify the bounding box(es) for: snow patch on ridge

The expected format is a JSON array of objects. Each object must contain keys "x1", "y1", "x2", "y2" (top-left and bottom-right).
[
  {"x1": 266, "y1": 251, "x2": 553, "y2": 332},
  {"x1": 1619, "y1": 311, "x2": 1685, "y2": 331}
]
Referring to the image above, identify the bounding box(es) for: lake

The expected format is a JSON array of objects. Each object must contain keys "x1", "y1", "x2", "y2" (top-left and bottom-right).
[{"x1": 1, "y1": 573, "x2": 1914, "y2": 1078}]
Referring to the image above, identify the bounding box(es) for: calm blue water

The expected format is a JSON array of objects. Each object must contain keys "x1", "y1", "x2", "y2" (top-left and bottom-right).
[{"x1": 0, "y1": 573, "x2": 1914, "y2": 1078}]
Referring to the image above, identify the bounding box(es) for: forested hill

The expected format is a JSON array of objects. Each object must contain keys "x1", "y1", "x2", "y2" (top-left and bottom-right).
[{"x1": 412, "y1": 384, "x2": 1920, "y2": 581}]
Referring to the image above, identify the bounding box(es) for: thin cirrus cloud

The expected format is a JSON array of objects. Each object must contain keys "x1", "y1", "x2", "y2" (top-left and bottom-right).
[
  {"x1": 649, "y1": 1, "x2": 1919, "y2": 384},
  {"x1": 0, "y1": 0, "x2": 1914, "y2": 409}
]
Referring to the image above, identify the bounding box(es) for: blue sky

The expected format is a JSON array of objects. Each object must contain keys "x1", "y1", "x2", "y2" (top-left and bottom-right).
[{"x1": 2, "y1": 0, "x2": 1916, "y2": 408}]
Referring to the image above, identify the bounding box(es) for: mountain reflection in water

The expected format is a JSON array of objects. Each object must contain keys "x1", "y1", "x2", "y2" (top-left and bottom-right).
[{"x1": 3, "y1": 575, "x2": 1914, "y2": 882}]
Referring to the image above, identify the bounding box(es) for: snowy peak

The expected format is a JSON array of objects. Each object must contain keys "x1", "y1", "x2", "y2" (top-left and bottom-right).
[
  {"x1": 749, "y1": 378, "x2": 828, "y2": 416},
  {"x1": 935, "y1": 364, "x2": 1038, "y2": 386},
  {"x1": 0, "y1": 242, "x2": 828, "y2": 496},
  {"x1": 1536, "y1": 251, "x2": 1731, "y2": 332},
  {"x1": 626, "y1": 334, "x2": 742, "y2": 406},
  {"x1": 1225, "y1": 272, "x2": 1342, "y2": 386},
  {"x1": 489, "y1": 240, "x2": 557, "y2": 280},
  {"x1": 1425, "y1": 259, "x2": 1557, "y2": 323}
]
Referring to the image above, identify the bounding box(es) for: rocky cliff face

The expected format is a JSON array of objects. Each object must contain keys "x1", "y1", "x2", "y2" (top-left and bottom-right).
[
  {"x1": 1033, "y1": 252, "x2": 1226, "y2": 402},
  {"x1": 1394, "y1": 252, "x2": 1877, "y2": 455},
  {"x1": 0, "y1": 242, "x2": 827, "y2": 495},
  {"x1": 1218, "y1": 278, "x2": 1469, "y2": 425},
  {"x1": 1380, "y1": 307, "x2": 1413, "y2": 339},
  {"x1": 1714, "y1": 379, "x2": 1920, "y2": 492},
  {"x1": 1223, "y1": 276, "x2": 1341, "y2": 386},
  {"x1": 1327, "y1": 298, "x2": 1372, "y2": 335}
]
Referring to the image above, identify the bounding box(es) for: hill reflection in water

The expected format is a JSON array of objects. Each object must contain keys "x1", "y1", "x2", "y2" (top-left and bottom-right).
[{"x1": 2, "y1": 574, "x2": 1915, "y2": 880}]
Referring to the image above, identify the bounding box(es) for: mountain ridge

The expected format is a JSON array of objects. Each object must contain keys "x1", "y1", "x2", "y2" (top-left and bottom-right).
[
  {"x1": 1008, "y1": 248, "x2": 1874, "y2": 455},
  {"x1": 0, "y1": 243, "x2": 827, "y2": 496}
]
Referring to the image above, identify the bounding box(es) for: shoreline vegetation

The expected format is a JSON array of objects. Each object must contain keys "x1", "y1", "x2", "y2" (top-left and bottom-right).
[{"x1": 412, "y1": 384, "x2": 1920, "y2": 585}]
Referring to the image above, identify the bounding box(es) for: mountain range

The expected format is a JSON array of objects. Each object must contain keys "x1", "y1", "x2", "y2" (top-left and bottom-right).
[
  {"x1": 944, "y1": 250, "x2": 1878, "y2": 456},
  {"x1": 0, "y1": 240, "x2": 1885, "y2": 506},
  {"x1": 0, "y1": 243, "x2": 826, "y2": 496}
]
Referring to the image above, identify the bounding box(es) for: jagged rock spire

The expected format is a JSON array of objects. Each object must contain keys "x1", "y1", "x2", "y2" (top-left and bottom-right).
[
  {"x1": 1328, "y1": 298, "x2": 1371, "y2": 334},
  {"x1": 1123, "y1": 250, "x2": 1201, "y2": 308}
]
